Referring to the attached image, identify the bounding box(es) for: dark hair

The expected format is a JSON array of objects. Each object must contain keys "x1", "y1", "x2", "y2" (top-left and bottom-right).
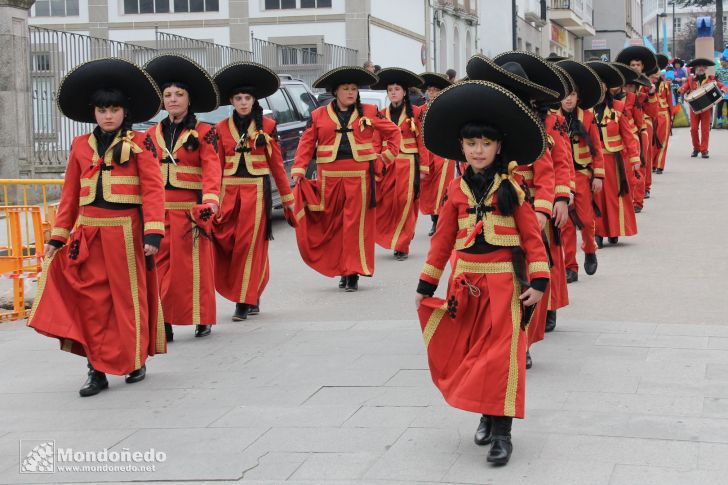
[
  {"x1": 90, "y1": 88, "x2": 129, "y2": 110},
  {"x1": 570, "y1": 114, "x2": 598, "y2": 157},
  {"x1": 458, "y1": 122, "x2": 518, "y2": 215},
  {"x1": 374, "y1": 65, "x2": 382, "y2": 73},
  {"x1": 388, "y1": 83, "x2": 415, "y2": 122},
  {"x1": 252, "y1": 99, "x2": 266, "y2": 147},
  {"x1": 446, "y1": 69, "x2": 456, "y2": 80},
  {"x1": 160, "y1": 81, "x2": 199, "y2": 150},
  {"x1": 229, "y1": 86, "x2": 256, "y2": 99}
]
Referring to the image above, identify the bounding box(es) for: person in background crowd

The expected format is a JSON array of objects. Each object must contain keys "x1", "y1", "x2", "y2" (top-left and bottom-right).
[
  {"x1": 713, "y1": 57, "x2": 728, "y2": 127},
  {"x1": 446, "y1": 69, "x2": 457, "y2": 82},
  {"x1": 374, "y1": 65, "x2": 382, "y2": 74},
  {"x1": 363, "y1": 61, "x2": 375, "y2": 73},
  {"x1": 672, "y1": 58, "x2": 687, "y2": 101}
]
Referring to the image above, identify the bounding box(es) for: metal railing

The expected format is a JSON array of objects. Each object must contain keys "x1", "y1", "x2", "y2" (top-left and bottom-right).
[
  {"x1": 155, "y1": 30, "x2": 253, "y2": 74},
  {"x1": 550, "y1": 0, "x2": 592, "y2": 27}
]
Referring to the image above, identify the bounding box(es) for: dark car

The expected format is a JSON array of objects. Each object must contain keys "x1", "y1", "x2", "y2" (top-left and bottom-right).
[{"x1": 134, "y1": 75, "x2": 319, "y2": 208}]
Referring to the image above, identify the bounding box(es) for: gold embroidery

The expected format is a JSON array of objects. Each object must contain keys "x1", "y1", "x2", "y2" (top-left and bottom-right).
[
  {"x1": 454, "y1": 260, "x2": 514, "y2": 276},
  {"x1": 527, "y1": 261, "x2": 550, "y2": 274},
  {"x1": 191, "y1": 220, "x2": 201, "y2": 325},
  {"x1": 51, "y1": 227, "x2": 70, "y2": 240},
  {"x1": 422, "y1": 263, "x2": 444, "y2": 280},
  {"x1": 202, "y1": 193, "x2": 220, "y2": 204},
  {"x1": 422, "y1": 302, "x2": 448, "y2": 347},
  {"x1": 164, "y1": 201, "x2": 195, "y2": 210},
  {"x1": 434, "y1": 159, "x2": 450, "y2": 214},
  {"x1": 504, "y1": 276, "x2": 522, "y2": 417},
  {"x1": 554, "y1": 185, "x2": 571, "y2": 194},
  {"x1": 27, "y1": 251, "x2": 57, "y2": 325},
  {"x1": 280, "y1": 193, "x2": 294, "y2": 204},
  {"x1": 390, "y1": 154, "x2": 416, "y2": 248},
  {"x1": 144, "y1": 221, "x2": 165, "y2": 233}
]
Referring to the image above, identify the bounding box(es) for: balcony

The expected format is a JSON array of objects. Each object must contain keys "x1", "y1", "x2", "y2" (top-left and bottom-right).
[{"x1": 549, "y1": 0, "x2": 595, "y2": 37}]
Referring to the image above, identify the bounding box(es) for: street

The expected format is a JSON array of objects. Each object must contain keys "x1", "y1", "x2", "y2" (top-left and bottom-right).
[{"x1": 1, "y1": 126, "x2": 727, "y2": 484}]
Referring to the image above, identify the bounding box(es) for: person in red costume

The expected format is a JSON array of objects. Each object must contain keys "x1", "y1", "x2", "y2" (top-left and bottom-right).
[
  {"x1": 213, "y1": 62, "x2": 295, "y2": 321},
  {"x1": 144, "y1": 54, "x2": 221, "y2": 341},
  {"x1": 291, "y1": 67, "x2": 401, "y2": 292},
  {"x1": 28, "y1": 58, "x2": 166, "y2": 397},
  {"x1": 416, "y1": 81, "x2": 549, "y2": 466}
]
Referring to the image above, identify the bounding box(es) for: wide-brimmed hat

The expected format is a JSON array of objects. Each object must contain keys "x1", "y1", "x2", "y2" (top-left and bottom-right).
[
  {"x1": 215, "y1": 61, "x2": 279, "y2": 103},
  {"x1": 466, "y1": 54, "x2": 559, "y2": 101},
  {"x1": 545, "y1": 52, "x2": 569, "y2": 62},
  {"x1": 656, "y1": 54, "x2": 669, "y2": 70},
  {"x1": 144, "y1": 54, "x2": 219, "y2": 113},
  {"x1": 628, "y1": 73, "x2": 652, "y2": 88},
  {"x1": 312, "y1": 66, "x2": 378, "y2": 91},
  {"x1": 611, "y1": 62, "x2": 640, "y2": 84},
  {"x1": 422, "y1": 80, "x2": 547, "y2": 165},
  {"x1": 688, "y1": 58, "x2": 715, "y2": 68},
  {"x1": 553, "y1": 65, "x2": 574, "y2": 94},
  {"x1": 419, "y1": 72, "x2": 452, "y2": 90},
  {"x1": 586, "y1": 61, "x2": 625, "y2": 88},
  {"x1": 556, "y1": 60, "x2": 604, "y2": 109},
  {"x1": 493, "y1": 51, "x2": 569, "y2": 100},
  {"x1": 56, "y1": 58, "x2": 162, "y2": 124},
  {"x1": 615, "y1": 46, "x2": 658, "y2": 73},
  {"x1": 370, "y1": 67, "x2": 424, "y2": 90}
]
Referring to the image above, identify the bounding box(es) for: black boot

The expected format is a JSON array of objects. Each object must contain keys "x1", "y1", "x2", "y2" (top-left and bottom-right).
[
  {"x1": 339, "y1": 276, "x2": 346, "y2": 289},
  {"x1": 691, "y1": 150, "x2": 699, "y2": 157},
  {"x1": 125, "y1": 364, "x2": 146, "y2": 384},
  {"x1": 584, "y1": 253, "x2": 598, "y2": 275},
  {"x1": 644, "y1": 190, "x2": 650, "y2": 199},
  {"x1": 345, "y1": 274, "x2": 359, "y2": 292},
  {"x1": 545, "y1": 310, "x2": 556, "y2": 332},
  {"x1": 526, "y1": 350, "x2": 532, "y2": 370},
  {"x1": 79, "y1": 363, "x2": 108, "y2": 397},
  {"x1": 487, "y1": 417, "x2": 513, "y2": 465},
  {"x1": 428, "y1": 215, "x2": 438, "y2": 237},
  {"x1": 394, "y1": 250, "x2": 408, "y2": 261},
  {"x1": 608, "y1": 237, "x2": 619, "y2": 245},
  {"x1": 248, "y1": 302, "x2": 260, "y2": 315},
  {"x1": 595, "y1": 235, "x2": 604, "y2": 249},
  {"x1": 701, "y1": 151, "x2": 709, "y2": 159},
  {"x1": 474, "y1": 414, "x2": 492, "y2": 445},
  {"x1": 195, "y1": 324, "x2": 211, "y2": 338},
  {"x1": 233, "y1": 303, "x2": 249, "y2": 321},
  {"x1": 565, "y1": 268, "x2": 578, "y2": 283},
  {"x1": 164, "y1": 323, "x2": 174, "y2": 342}
]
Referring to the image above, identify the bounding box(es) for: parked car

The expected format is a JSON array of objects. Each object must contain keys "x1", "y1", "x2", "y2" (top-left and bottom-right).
[
  {"x1": 134, "y1": 75, "x2": 319, "y2": 208},
  {"x1": 316, "y1": 89, "x2": 389, "y2": 109}
]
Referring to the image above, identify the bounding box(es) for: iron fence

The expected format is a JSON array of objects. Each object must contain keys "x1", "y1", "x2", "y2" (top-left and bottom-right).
[{"x1": 155, "y1": 30, "x2": 253, "y2": 74}]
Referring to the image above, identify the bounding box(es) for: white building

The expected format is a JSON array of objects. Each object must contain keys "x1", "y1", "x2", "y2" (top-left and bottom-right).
[
  {"x1": 643, "y1": 0, "x2": 719, "y2": 56},
  {"x1": 587, "y1": 0, "x2": 642, "y2": 61}
]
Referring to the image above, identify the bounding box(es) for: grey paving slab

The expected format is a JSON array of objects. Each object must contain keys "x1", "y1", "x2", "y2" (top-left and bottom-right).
[
  {"x1": 608, "y1": 465, "x2": 725, "y2": 485},
  {"x1": 289, "y1": 452, "x2": 379, "y2": 481}
]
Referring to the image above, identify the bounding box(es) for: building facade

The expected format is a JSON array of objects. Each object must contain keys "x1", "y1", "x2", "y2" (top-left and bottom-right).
[
  {"x1": 643, "y1": 0, "x2": 718, "y2": 57},
  {"x1": 587, "y1": 0, "x2": 642, "y2": 61}
]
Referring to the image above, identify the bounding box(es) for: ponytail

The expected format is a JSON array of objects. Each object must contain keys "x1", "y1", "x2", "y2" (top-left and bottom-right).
[
  {"x1": 404, "y1": 92, "x2": 414, "y2": 121},
  {"x1": 493, "y1": 155, "x2": 519, "y2": 216},
  {"x1": 572, "y1": 116, "x2": 598, "y2": 157},
  {"x1": 182, "y1": 112, "x2": 200, "y2": 151},
  {"x1": 252, "y1": 100, "x2": 266, "y2": 147},
  {"x1": 111, "y1": 113, "x2": 134, "y2": 165},
  {"x1": 355, "y1": 93, "x2": 364, "y2": 119}
]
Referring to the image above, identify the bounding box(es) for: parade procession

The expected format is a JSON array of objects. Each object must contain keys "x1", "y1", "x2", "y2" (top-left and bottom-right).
[{"x1": 3, "y1": 1, "x2": 728, "y2": 482}]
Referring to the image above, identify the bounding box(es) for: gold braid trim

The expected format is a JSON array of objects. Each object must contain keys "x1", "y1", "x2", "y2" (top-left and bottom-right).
[
  {"x1": 422, "y1": 263, "x2": 443, "y2": 280},
  {"x1": 500, "y1": 161, "x2": 526, "y2": 205},
  {"x1": 118, "y1": 131, "x2": 144, "y2": 165},
  {"x1": 253, "y1": 129, "x2": 273, "y2": 156},
  {"x1": 359, "y1": 116, "x2": 372, "y2": 132}
]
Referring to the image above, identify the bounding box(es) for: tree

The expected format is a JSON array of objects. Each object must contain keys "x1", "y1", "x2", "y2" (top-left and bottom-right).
[
  {"x1": 677, "y1": 0, "x2": 724, "y2": 51},
  {"x1": 674, "y1": 13, "x2": 700, "y2": 59}
]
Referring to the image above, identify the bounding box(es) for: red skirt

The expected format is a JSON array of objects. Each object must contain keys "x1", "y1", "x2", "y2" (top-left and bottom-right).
[
  {"x1": 213, "y1": 177, "x2": 269, "y2": 304},
  {"x1": 28, "y1": 206, "x2": 165, "y2": 376},
  {"x1": 547, "y1": 221, "x2": 568, "y2": 311},
  {"x1": 420, "y1": 157, "x2": 455, "y2": 216},
  {"x1": 417, "y1": 250, "x2": 528, "y2": 418},
  {"x1": 156, "y1": 191, "x2": 216, "y2": 325},
  {"x1": 294, "y1": 159, "x2": 375, "y2": 277},
  {"x1": 376, "y1": 154, "x2": 419, "y2": 253},
  {"x1": 595, "y1": 153, "x2": 638, "y2": 238}
]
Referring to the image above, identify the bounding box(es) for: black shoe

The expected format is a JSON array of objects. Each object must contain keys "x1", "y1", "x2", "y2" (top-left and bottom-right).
[
  {"x1": 428, "y1": 221, "x2": 437, "y2": 237},
  {"x1": 394, "y1": 251, "x2": 408, "y2": 261},
  {"x1": 584, "y1": 253, "x2": 598, "y2": 275},
  {"x1": 656, "y1": 168, "x2": 664, "y2": 174},
  {"x1": 487, "y1": 436, "x2": 513, "y2": 465},
  {"x1": 233, "y1": 303, "x2": 249, "y2": 321},
  {"x1": 526, "y1": 350, "x2": 532, "y2": 370},
  {"x1": 595, "y1": 236, "x2": 604, "y2": 249},
  {"x1": 339, "y1": 276, "x2": 346, "y2": 289},
  {"x1": 634, "y1": 206, "x2": 642, "y2": 214},
  {"x1": 474, "y1": 415, "x2": 492, "y2": 446},
  {"x1": 195, "y1": 324, "x2": 211, "y2": 338},
  {"x1": 125, "y1": 364, "x2": 146, "y2": 384},
  {"x1": 79, "y1": 366, "x2": 108, "y2": 397},
  {"x1": 164, "y1": 323, "x2": 174, "y2": 342},
  {"x1": 565, "y1": 268, "x2": 578, "y2": 284},
  {"x1": 608, "y1": 237, "x2": 619, "y2": 245},
  {"x1": 545, "y1": 310, "x2": 556, "y2": 333},
  {"x1": 644, "y1": 190, "x2": 650, "y2": 199},
  {"x1": 248, "y1": 303, "x2": 260, "y2": 315},
  {"x1": 702, "y1": 151, "x2": 709, "y2": 159},
  {"x1": 345, "y1": 274, "x2": 359, "y2": 292},
  {"x1": 691, "y1": 150, "x2": 699, "y2": 157}
]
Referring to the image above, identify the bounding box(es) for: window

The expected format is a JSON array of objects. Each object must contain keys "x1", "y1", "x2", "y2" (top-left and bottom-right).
[
  {"x1": 32, "y1": 53, "x2": 52, "y2": 73},
  {"x1": 301, "y1": 0, "x2": 332, "y2": 7},
  {"x1": 674, "y1": 16, "x2": 681, "y2": 34},
  {"x1": 124, "y1": 0, "x2": 170, "y2": 13},
  {"x1": 265, "y1": 0, "x2": 296, "y2": 9},
  {"x1": 286, "y1": 84, "x2": 316, "y2": 119},
  {"x1": 33, "y1": 0, "x2": 79, "y2": 16},
  {"x1": 172, "y1": 0, "x2": 218, "y2": 12},
  {"x1": 265, "y1": 89, "x2": 296, "y2": 124},
  {"x1": 266, "y1": 0, "x2": 330, "y2": 8},
  {"x1": 280, "y1": 46, "x2": 318, "y2": 65}
]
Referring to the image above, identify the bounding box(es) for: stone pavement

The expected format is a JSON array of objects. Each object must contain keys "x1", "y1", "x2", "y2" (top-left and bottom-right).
[{"x1": 0, "y1": 127, "x2": 727, "y2": 485}]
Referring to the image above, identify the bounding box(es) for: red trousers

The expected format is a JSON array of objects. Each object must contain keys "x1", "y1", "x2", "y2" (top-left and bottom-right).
[
  {"x1": 563, "y1": 171, "x2": 598, "y2": 273},
  {"x1": 595, "y1": 153, "x2": 638, "y2": 238},
  {"x1": 376, "y1": 154, "x2": 419, "y2": 253},
  {"x1": 690, "y1": 108, "x2": 712, "y2": 153}
]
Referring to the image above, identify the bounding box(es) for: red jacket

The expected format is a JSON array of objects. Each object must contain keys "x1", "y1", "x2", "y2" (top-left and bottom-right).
[
  {"x1": 146, "y1": 121, "x2": 221, "y2": 205},
  {"x1": 216, "y1": 115, "x2": 293, "y2": 205},
  {"x1": 50, "y1": 130, "x2": 165, "y2": 244},
  {"x1": 596, "y1": 98, "x2": 641, "y2": 168},
  {"x1": 514, "y1": 147, "x2": 556, "y2": 218},
  {"x1": 679, "y1": 74, "x2": 728, "y2": 94},
  {"x1": 562, "y1": 107, "x2": 605, "y2": 179},
  {"x1": 546, "y1": 110, "x2": 573, "y2": 201},
  {"x1": 375, "y1": 104, "x2": 428, "y2": 172}
]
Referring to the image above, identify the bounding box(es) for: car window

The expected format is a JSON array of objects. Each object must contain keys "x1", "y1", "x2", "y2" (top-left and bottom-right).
[
  {"x1": 286, "y1": 84, "x2": 317, "y2": 119},
  {"x1": 197, "y1": 105, "x2": 232, "y2": 125},
  {"x1": 265, "y1": 89, "x2": 296, "y2": 124}
]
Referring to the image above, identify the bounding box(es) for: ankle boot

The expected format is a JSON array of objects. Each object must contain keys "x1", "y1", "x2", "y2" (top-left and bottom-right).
[
  {"x1": 233, "y1": 303, "x2": 249, "y2": 321},
  {"x1": 565, "y1": 268, "x2": 578, "y2": 283},
  {"x1": 248, "y1": 301, "x2": 260, "y2": 315},
  {"x1": 164, "y1": 323, "x2": 174, "y2": 342},
  {"x1": 345, "y1": 274, "x2": 359, "y2": 292},
  {"x1": 428, "y1": 215, "x2": 438, "y2": 236},
  {"x1": 487, "y1": 416, "x2": 513, "y2": 465},
  {"x1": 595, "y1": 235, "x2": 604, "y2": 248},
  {"x1": 526, "y1": 350, "x2": 532, "y2": 369},
  {"x1": 608, "y1": 237, "x2": 619, "y2": 245},
  {"x1": 584, "y1": 253, "x2": 598, "y2": 275},
  {"x1": 338, "y1": 276, "x2": 346, "y2": 289},
  {"x1": 195, "y1": 324, "x2": 211, "y2": 337},
  {"x1": 474, "y1": 414, "x2": 492, "y2": 445},
  {"x1": 545, "y1": 310, "x2": 556, "y2": 332},
  {"x1": 79, "y1": 363, "x2": 108, "y2": 397},
  {"x1": 125, "y1": 364, "x2": 146, "y2": 384}
]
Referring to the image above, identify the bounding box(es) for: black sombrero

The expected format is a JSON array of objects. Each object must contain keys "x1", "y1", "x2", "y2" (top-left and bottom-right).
[
  {"x1": 586, "y1": 61, "x2": 625, "y2": 88},
  {"x1": 419, "y1": 72, "x2": 452, "y2": 90},
  {"x1": 656, "y1": 54, "x2": 669, "y2": 70},
  {"x1": 144, "y1": 54, "x2": 219, "y2": 113},
  {"x1": 466, "y1": 54, "x2": 559, "y2": 101},
  {"x1": 615, "y1": 46, "x2": 658, "y2": 73},
  {"x1": 611, "y1": 62, "x2": 640, "y2": 84},
  {"x1": 556, "y1": 60, "x2": 604, "y2": 109},
  {"x1": 493, "y1": 50, "x2": 569, "y2": 100},
  {"x1": 370, "y1": 67, "x2": 424, "y2": 90},
  {"x1": 56, "y1": 58, "x2": 161, "y2": 124},
  {"x1": 553, "y1": 65, "x2": 575, "y2": 96},
  {"x1": 312, "y1": 66, "x2": 378, "y2": 91},
  {"x1": 688, "y1": 58, "x2": 715, "y2": 68},
  {"x1": 545, "y1": 52, "x2": 569, "y2": 62},
  {"x1": 214, "y1": 61, "x2": 279, "y2": 103},
  {"x1": 629, "y1": 73, "x2": 652, "y2": 88},
  {"x1": 645, "y1": 65, "x2": 659, "y2": 76},
  {"x1": 422, "y1": 80, "x2": 547, "y2": 165}
]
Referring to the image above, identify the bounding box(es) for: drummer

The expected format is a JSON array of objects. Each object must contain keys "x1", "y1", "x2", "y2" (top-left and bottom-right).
[{"x1": 678, "y1": 58, "x2": 728, "y2": 159}]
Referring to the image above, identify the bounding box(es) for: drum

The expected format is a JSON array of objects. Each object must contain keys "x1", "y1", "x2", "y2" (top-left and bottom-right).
[{"x1": 685, "y1": 81, "x2": 724, "y2": 113}]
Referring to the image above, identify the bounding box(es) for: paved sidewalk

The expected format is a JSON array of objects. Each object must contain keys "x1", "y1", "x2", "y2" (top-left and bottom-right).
[{"x1": 0, "y1": 127, "x2": 726, "y2": 484}]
